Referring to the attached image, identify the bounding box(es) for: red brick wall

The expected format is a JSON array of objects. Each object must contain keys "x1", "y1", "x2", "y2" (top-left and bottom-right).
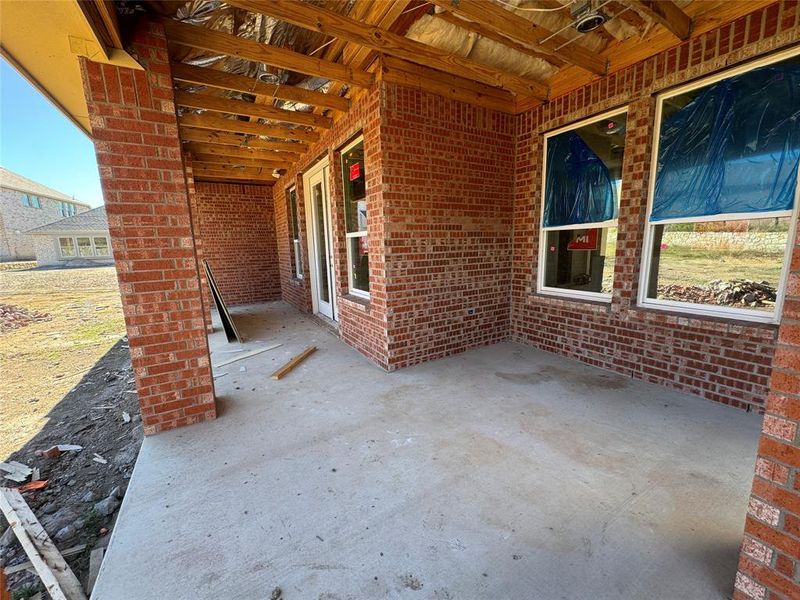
[
  {"x1": 183, "y1": 154, "x2": 213, "y2": 332},
  {"x1": 381, "y1": 83, "x2": 514, "y2": 369},
  {"x1": 512, "y1": 3, "x2": 800, "y2": 412},
  {"x1": 273, "y1": 86, "x2": 390, "y2": 368},
  {"x1": 192, "y1": 181, "x2": 281, "y2": 306},
  {"x1": 79, "y1": 18, "x2": 215, "y2": 435}
]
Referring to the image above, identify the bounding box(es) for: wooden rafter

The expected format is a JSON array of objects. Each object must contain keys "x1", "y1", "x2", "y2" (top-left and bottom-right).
[
  {"x1": 185, "y1": 142, "x2": 299, "y2": 162},
  {"x1": 228, "y1": 0, "x2": 549, "y2": 99},
  {"x1": 435, "y1": 10, "x2": 566, "y2": 68},
  {"x1": 179, "y1": 128, "x2": 308, "y2": 153},
  {"x1": 179, "y1": 114, "x2": 320, "y2": 142},
  {"x1": 171, "y1": 62, "x2": 350, "y2": 112},
  {"x1": 192, "y1": 153, "x2": 292, "y2": 169},
  {"x1": 77, "y1": 0, "x2": 123, "y2": 50},
  {"x1": 628, "y1": 1, "x2": 692, "y2": 40},
  {"x1": 162, "y1": 18, "x2": 375, "y2": 88},
  {"x1": 427, "y1": 0, "x2": 607, "y2": 75},
  {"x1": 193, "y1": 163, "x2": 277, "y2": 178},
  {"x1": 174, "y1": 90, "x2": 333, "y2": 129}
]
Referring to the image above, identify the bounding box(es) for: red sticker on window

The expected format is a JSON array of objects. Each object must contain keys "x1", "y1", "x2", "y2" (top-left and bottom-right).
[
  {"x1": 359, "y1": 235, "x2": 369, "y2": 255},
  {"x1": 567, "y1": 229, "x2": 599, "y2": 251},
  {"x1": 349, "y1": 162, "x2": 361, "y2": 181}
]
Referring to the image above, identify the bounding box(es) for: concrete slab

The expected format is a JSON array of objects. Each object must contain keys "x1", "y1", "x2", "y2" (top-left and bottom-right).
[{"x1": 92, "y1": 301, "x2": 761, "y2": 600}]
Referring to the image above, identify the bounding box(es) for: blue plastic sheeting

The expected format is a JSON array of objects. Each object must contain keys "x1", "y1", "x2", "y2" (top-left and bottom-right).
[
  {"x1": 651, "y1": 63, "x2": 800, "y2": 221},
  {"x1": 543, "y1": 131, "x2": 617, "y2": 227}
]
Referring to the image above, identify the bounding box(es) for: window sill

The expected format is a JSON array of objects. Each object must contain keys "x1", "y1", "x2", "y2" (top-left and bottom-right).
[
  {"x1": 340, "y1": 293, "x2": 371, "y2": 312},
  {"x1": 634, "y1": 300, "x2": 779, "y2": 328},
  {"x1": 528, "y1": 290, "x2": 613, "y2": 311}
]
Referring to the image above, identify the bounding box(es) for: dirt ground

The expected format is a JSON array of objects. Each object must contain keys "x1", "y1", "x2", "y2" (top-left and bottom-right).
[
  {"x1": 0, "y1": 266, "x2": 143, "y2": 598},
  {"x1": 0, "y1": 267, "x2": 126, "y2": 457}
]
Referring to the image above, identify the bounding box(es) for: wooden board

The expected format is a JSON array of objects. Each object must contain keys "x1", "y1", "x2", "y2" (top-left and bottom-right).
[
  {"x1": 203, "y1": 260, "x2": 242, "y2": 344},
  {"x1": 270, "y1": 346, "x2": 317, "y2": 380},
  {"x1": 0, "y1": 488, "x2": 87, "y2": 600}
]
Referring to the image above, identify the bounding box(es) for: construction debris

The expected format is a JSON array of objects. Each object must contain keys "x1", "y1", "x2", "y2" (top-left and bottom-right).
[
  {"x1": 271, "y1": 346, "x2": 318, "y2": 380},
  {"x1": 0, "y1": 487, "x2": 87, "y2": 600},
  {"x1": 17, "y1": 481, "x2": 48, "y2": 494},
  {"x1": 212, "y1": 344, "x2": 282, "y2": 369},
  {"x1": 657, "y1": 279, "x2": 777, "y2": 308},
  {"x1": 4, "y1": 544, "x2": 86, "y2": 576},
  {"x1": 36, "y1": 445, "x2": 83, "y2": 460},
  {"x1": 85, "y1": 547, "x2": 104, "y2": 595},
  {"x1": 91, "y1": 454, "x2": 107, "y2": 465},
  {"x1": 0, "y1": 304, "x2": 51, "y2": 333},
  {"x1": 121, "y1": 412, "x2": 131, "y2": 424},
  {"x1": 0, "y1": 462, "x2": 33, "y2": 483}
]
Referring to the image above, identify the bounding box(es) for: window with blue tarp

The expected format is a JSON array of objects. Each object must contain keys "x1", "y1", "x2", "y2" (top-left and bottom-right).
[
  {"x1": 641, "y1": 52, "x2": 800, "y2": 323},
  {"x1": 539, "y1": 110, "x2": 627, "y2": 299},
  {"x1": 651, "y1": 60, "x2": 800, "y2": 221}
]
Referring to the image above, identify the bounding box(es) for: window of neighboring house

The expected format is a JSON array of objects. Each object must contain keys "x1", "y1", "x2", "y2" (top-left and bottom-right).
[
  {"x1": 538, "y1": 108, "x2": 628, "y2": 301},
  {"x1": 21, "y1": 194, "x2": 40, "y2": 208},
  {"x1": 639, "y1": 49, "x2": 800, "y2": 323},
  {"x1": 59, "y1": 237, "x2": 76, "y2": 258},
  {"x1": 77, "y1": 237, "x2": 94, "y2": 257},
  {"x1": 340, "y1": 135, "x2": 369, "y2": 298},
  {"x1": 287, "y1": 186, "x2": 303, "y2": 279},
  {"x1": 93, "y1": 237, "x2": 110, "y2": 257},
  {"x1": 59, "y1": 202, "x2": 76, "y2": 217}
]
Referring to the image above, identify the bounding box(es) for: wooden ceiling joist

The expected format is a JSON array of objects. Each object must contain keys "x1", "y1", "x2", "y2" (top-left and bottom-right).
[
  {"x1": 162, "y1": 18, "x2": 375, "y2": 88},
  {"x1": 175, "y1": 90, "x2": 332, "y2": 129},
  {"x1": 179, "y1": 128, "x2": 308, "y2": 153},
  {"x1": 185, "y1": 142, "x2": 299, "y2": 162},
  {"x1": 193, "y1": 163, "x2": 278, "y2": 179},
  {"x1": 171, "y1": 62, "x2": 351, "y2": 112},
  {"x1": 427, "y1": 0, "x2": 607, "y2": 75},
  {"x1": 228, "y1": 0, "x2": 550, "y2": 100},
  {"x1": 179, "y1": 113, "x2": 320, "y2": 143},
  {"x1": 192, "y1": 153, "x2": 292, "y2": 169},
  {"x1": 435, "y1": 10, "x2": 567, "y2": 69},
  {"x1": 628, "y1": 1, "x2": 692, "y2": 40}
]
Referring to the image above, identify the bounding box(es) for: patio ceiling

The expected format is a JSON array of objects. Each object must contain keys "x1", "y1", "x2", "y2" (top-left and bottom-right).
[{"x1": 154, "y1": 0, "x2": 775, "y2": 184}]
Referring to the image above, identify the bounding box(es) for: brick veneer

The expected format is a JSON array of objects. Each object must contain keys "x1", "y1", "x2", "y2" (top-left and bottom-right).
[
  {"x1": 380, "y1": 83, "x2": 514, "y2": 368},
  {"x1": 192, "y1": 181, "x2": 281, "y2": 306},
  {"x1": 274, "y1": 86, "x2": 391, "y2": 368},
  {"x1": 80, "y1": 19, "x2": 215, "y2": 435},
  {"x1": 512, "y1": 2, "x2": 800, "y2": 412}
]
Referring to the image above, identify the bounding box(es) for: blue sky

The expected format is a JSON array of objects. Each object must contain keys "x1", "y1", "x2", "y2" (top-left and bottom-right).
[{"x1": 1, "y1": 58, "x2": 104, "y2": 207}]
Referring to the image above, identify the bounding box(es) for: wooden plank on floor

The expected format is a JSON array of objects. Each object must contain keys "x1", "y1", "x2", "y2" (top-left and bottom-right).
[
  {"x1": 0, "y1": 488, "x2": 87, "y2": 600},
  {"x1": 85, "y1": 547, "x2": 104, "y2": 595},
  {"x1": 270, "y1": 346, "x2": 317, "y2": 380}
]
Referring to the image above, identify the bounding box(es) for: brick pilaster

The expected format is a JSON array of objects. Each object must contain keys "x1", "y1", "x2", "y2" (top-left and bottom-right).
[
  {"x1": 735, "y1": 223, "x2": 800, "y2": 599},
  {"x1": 79, "y1": 18, "x2": 215, "y2": 435}
]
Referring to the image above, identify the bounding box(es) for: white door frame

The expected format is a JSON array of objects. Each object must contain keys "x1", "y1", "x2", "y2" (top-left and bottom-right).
[{"x1": 302, "y1": 157, "x2": 337, "y2": 321}]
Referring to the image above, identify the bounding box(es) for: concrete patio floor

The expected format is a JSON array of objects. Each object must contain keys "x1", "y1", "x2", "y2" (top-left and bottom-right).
[{"x1": 92, "y1": 301, "x2": 762, "y2": 600}]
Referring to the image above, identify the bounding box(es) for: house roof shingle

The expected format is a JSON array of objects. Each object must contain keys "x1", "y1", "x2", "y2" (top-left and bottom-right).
[
  {"x1": 0, "y1": 166, "x2": 89, "y2": 206},
  {"x1": 26, "y1": 206, "x2": 108, "y2": 234}
]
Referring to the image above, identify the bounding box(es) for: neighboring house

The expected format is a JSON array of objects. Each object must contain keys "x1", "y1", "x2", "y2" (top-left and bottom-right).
[
  {"x1": 26, "y1": 206, "x2": 112, "y2": 267},
  {"x1": 0, "y1": 166, "x2": 90, "y2": 261}
]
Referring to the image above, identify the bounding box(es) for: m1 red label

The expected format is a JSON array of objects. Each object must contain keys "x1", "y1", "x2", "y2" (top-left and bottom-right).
[{"x1": 349, "y1": 162, "x2": 361, "y2": 181}]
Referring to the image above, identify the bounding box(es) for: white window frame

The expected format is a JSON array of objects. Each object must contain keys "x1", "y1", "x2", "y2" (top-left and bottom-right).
[
  {"x1": 537, "y1": 107, "x2": 628, "y2": 303},
  {"x1": 57, "y1": 235, "x2": 110, "y2": 259},
  {"x1": 341, "y1": 135, "x2": 370, "y2": 300},
  {"x1": 638, "y1": 46, "x2": 800, "y2": 325},
  {"x1": 287, "y1": 185, "x2": 303, "y2": 279}
]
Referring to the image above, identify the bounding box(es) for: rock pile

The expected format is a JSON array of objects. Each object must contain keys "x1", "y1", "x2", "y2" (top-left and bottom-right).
[
  {"x1": 658, "y1": 279, "x2": 777, "y2": 307},
  {"x1": 0, "y1": 303, "x2": 52, "y2": 333}
]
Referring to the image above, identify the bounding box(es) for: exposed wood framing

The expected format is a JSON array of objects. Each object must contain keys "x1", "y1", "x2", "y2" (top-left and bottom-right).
[
  {"x1": 179, "y1": 128, "x2": 308, "y2": 153},
  {"x1": 186, "y1": 142, "x2": 298, "y2": 163},
  {"x1": 229, "y1": 0, "x2": 549, "y2": 99},
  {"x1": 178, "y1": 114, "x2": 320, "y2": 143},
  {"x1": 193, "y1": 164, "x2": 278, "y2": 181},
  {"x1": 628, "y1": 0, "x2": 692, "y2": 40},
  {"x1": 192, "y1": 153, "x2": 292, "y2": 169},
  {"x1": 77, "y1": 0, "x2": 123, "y2": 50},
  {"x1": 379, "y1": 56, "x2": 514, "y2": 113},
  {"x1": 435, "y1": 10, "x2": 566, "y2": 68},
  {"x1": 174, "y1": 90, "x2": 333, "y2": 129},
  {"x1": 162, "y1": 18, "x2": 375, "y2": 87},
  {"x1": 171, "y1": 62, "x2": 351, "y2": 112},
  {"x1": 427, "y1": 0, "x2": 607, "y2": 75}
]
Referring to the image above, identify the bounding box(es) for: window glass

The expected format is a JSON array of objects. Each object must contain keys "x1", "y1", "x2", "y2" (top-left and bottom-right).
[
  {"x1": 287, "y1": 187, "x2": 303, "y2": 278},
  {"x1": 59, "y1": 238, "x2": 76, "y2": 257},
  {"x1": 21, "y1": 194, "x2": 30, "y2": 207},
  {"x1": 642, "y1": 53, "x2": 800, "y2": 320},
  {"x1": 540, "y1": 112, "x2": 627, "y2": 297},
  {"x1": 77, "y1": 237, "x2": 93, "y2": 257},
  {"x1": 341, "y1": 137, "x2": 369, "y2": 296},
  {"x1": 93, "y1": 237, "x2": 110, "y2": 257},
  {"x1": 342, "y1": 140, "x2": 366, "y2": 234}
]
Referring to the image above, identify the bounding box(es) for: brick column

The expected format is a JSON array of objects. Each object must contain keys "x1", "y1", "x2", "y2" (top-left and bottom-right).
[
  {"x1": 735, "y1": 222, "x2": 800, "y2": 599},
  {"x1": 79, "y1": 18, "x2": 216, "y2": 435},
  {"x1": 184, "y1": 153, "x2": 214, "y2": 333}
]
